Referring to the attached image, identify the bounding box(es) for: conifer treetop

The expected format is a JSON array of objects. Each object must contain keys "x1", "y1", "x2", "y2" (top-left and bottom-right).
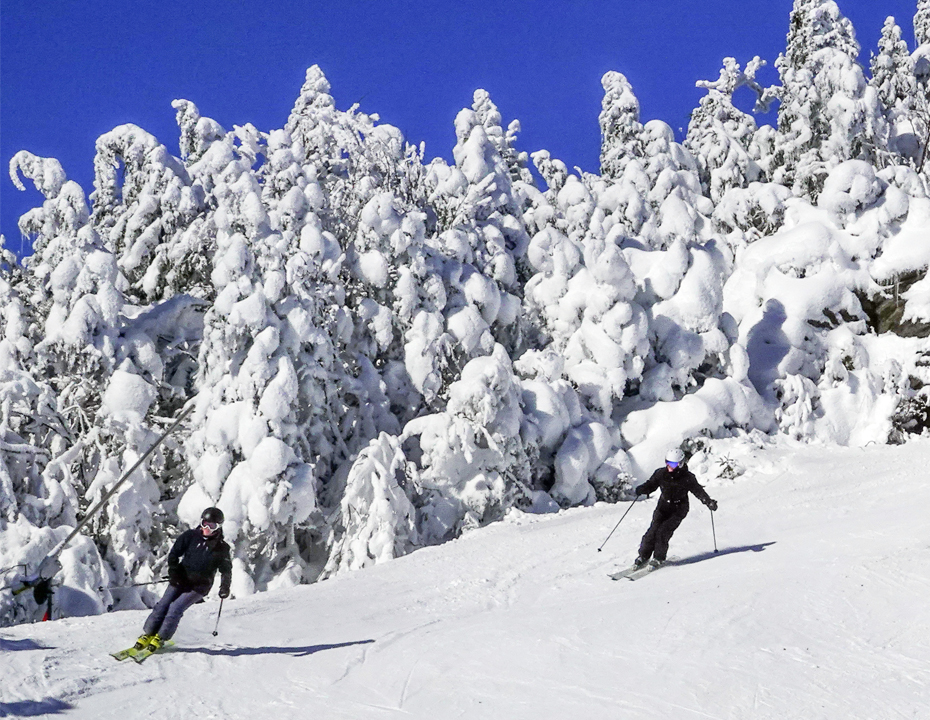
[{"x1": 916, "y1": 0, "x2": 930, "y2": 47}]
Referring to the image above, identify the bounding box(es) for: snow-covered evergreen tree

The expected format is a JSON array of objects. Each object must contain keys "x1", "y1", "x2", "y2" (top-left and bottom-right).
[
  {"x1": 130, "y1": 99, "x2": 234, "y2": 303},
  {"x1": 911, "y1": 2, "x2": 930, "y2": 172},
  {"x1": 4, "y1": 155, "x2": 146, "y2": 617},
  {"x1": 599, "y1": 71, "x2": 645, "y2": 181},
  {"x1": 90, "y1": 125, "x2": 194, "y2": 302},
  {"x1": 416, "y1": 90, "x2": 528, "y2": 390},
  {"x1": 523, "y1": 181, "x2": 649, "y2": 419},
  {"x1": 321, "y1": 432, "x2": 418, "y2": 576},
  {"x1": 916, "y1": 0, "x2": 930, "y2": 47},
  {"x1": 772, "y1": 0, "x2": 887, "y2": 199},
  {"x1": 870, "y1": 17, "x2": 922, "y2": 164},
  {"x1": 640, "y1": 120, "x2": 711, "y2": 248},
  {"x1": 406, "y1": 344, "x2": 532, "y2": 540},
  {"x1": 530, "y1": 150, "x2": 569, "y2": 197},
  {"x1": 685, "y1": 58, "x2": 767, "y2": 202},
  {"x1": 871, "y1": 18, "x2": 916, "y2": 111},
  {"x1": 180, "y1": 119, "x2": 339, "y2": 592},
  {"x1": 26, "y1": 143, "x2": 189, "y2": 592},
  {"x1": 0, "y1": 238, "x2": 73, "y2": 530}
]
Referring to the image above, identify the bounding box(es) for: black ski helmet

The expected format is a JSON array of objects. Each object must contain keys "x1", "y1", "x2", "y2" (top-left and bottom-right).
[{"x1": 201, "y1": 507, "x2": 224, "y2": 525}]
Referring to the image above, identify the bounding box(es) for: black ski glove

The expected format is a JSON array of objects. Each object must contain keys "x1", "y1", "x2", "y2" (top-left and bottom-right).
[
  {"x1": 634, "y1": 485, "x2": 645, "y2": 496},
  {"x1": 168, "y1": 566, "x2": 187, "y2": 588},
  {"x1": 218, "y1": 587, "x2": 230, "y2": 599},
  {"x1": 706, "y1": 499, "x2": 718, "y2": 512}
]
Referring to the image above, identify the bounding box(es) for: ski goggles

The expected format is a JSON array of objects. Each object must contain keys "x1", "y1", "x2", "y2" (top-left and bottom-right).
[
  {"x1": 201, "y1": 520, "x2": 222, "y2": 534},
  {"x1": 665, "y1": 461, "x2": 680, "y2": 469}
]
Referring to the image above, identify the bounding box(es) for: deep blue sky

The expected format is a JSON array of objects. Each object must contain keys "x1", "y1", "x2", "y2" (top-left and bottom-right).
[{"x1": 0, "y1": 0, "x2": 920, "y2": 251}]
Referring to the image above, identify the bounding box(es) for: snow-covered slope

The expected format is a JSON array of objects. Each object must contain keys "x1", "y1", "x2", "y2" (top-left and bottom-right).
[{"x1": 2, "y1": 440, "x2": 928, "y2": 720}]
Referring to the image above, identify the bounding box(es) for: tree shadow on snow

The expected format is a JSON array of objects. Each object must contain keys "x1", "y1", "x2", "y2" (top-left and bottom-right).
[
  {"x1": 668, "y1": 542, "x2": 776, "y2": 567},
  {"x1": 173, "y1": 638, "x2": 375, "y2": 658},
  {"x1": 0, "y1": 697, "x2": 72, "y2": 717},
  {"x1": 0, "y1": 638, "x2": 51, "y2": 652},
  {"x1": 745, "y1": 299, "x2": 791, "y2": 401}
]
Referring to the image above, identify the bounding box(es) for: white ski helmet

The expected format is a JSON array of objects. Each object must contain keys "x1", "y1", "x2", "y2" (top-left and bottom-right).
[{"x1": 665, "y1": 448, "x2": 685, "y2": 465}]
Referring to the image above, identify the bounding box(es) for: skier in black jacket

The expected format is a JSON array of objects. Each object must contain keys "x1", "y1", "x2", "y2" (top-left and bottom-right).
[
  {"x1": 134, "y1": 507, "x2": 232, "y2": 652},
  {"x1": 632, "y1": 449, "x2": 718, "y2": 569}
]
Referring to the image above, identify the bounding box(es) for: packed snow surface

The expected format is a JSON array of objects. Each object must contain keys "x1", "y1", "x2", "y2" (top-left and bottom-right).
[{"x1": 1, "y1": 440, "x2": 928, "y2": 719}]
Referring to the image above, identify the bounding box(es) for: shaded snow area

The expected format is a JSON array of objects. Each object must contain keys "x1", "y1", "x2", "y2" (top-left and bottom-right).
[{"x1": 2, "y1": 441, "x2": 928, "y2": 720}]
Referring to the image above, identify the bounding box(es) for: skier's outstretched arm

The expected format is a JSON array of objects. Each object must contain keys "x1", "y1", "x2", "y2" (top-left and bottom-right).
[
  {"x1": 687, "y1": 475, "x2": 717, "y2": 510},
  {"x1": 635, "y1": 469, "x2": 663, "y2": 496}
]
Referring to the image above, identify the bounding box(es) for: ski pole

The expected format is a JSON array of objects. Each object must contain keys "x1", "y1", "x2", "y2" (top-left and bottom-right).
[
  {"x1": 597, "y1": 495, "x2": 640, "y2": 552},
  {"x1": 98, "y1": 579, "x2": 169, "y2": 591},
  {"x1": 38, "y1": 403, "x2": 196, "y2": 580},
  {"x1": 710, "y1": 510, "x2": 718, "y2": 553},
  {"x1": 212, "y1": 598, "x2": 224, "y2": 637}
]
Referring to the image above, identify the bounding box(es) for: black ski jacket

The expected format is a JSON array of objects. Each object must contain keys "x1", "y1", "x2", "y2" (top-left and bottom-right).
[
  {"x1": 635, "y1": 464, "x2": 713, "y2": 511},
  {"x1": 167, "y1": 528, "x2": 232, "y2": 596}
]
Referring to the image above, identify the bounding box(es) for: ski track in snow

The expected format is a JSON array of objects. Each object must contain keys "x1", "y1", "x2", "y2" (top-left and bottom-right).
[{"x1": 2, "y1": 441, "x2": 930, "y2": 719}]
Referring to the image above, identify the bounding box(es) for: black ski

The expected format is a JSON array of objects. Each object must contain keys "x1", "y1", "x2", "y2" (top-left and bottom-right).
[{"x1": 609, "y1": 557, "x2": 675, "y2": 581}]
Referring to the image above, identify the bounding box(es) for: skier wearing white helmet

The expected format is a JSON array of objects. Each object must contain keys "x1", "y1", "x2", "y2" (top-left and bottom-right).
[{"x1": 631, "y1": 448, "x2": 717, "y2": 569}]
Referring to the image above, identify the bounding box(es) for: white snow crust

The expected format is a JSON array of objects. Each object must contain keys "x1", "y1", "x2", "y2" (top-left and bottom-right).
[{"x1": 1, "y1": 440, "x2": 928, "y2": 719}]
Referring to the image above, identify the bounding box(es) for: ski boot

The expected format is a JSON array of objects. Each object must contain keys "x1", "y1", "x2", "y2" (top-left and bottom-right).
[
  {"x1": 632, "y1": 556, "x2": 649, "y2": 570},
  {"x1": 133, "y1": 634, "x2": 154, "y2": 650},
  {"x1": 649, "y1": 558, "x2": 665, "y2": 569},
  {"x1": 147, "y1": 634, "x2": 164, "y2": 652}
]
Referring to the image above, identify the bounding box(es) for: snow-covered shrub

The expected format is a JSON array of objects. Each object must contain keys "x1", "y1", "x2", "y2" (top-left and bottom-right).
[
  {"x1": 0, "y1": 522, "x2": 109, "y2": 626},
  {"x1": 551, "y1": 421, "x2": 613, "y2": 506},
  {"x1": 713, "y1": 182, "x2": 793, "y2": 239},
  {"x1": 818, "y1": 160, "x2": 884, "y2": 226},
  {"x1": 405, "y1": 345, "x2": 532, "y2": 543},
  {"x1": 621, "y1": 376, "x2": 770, "y2": 478},
  {"x1": 889, "y1": 388, "x2": 930, "y2": 443},
  {"x1": 322, "y1": 432, "x2": 418, "y2": 577}
]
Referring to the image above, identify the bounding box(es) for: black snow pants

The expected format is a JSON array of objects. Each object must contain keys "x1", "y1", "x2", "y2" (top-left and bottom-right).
[
  {"x1": 638, "y1": 500, "x2": 689, "y2": 562},
  {"x1": 143, "y1": 584, "x2": 205, "y2": 641}
]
